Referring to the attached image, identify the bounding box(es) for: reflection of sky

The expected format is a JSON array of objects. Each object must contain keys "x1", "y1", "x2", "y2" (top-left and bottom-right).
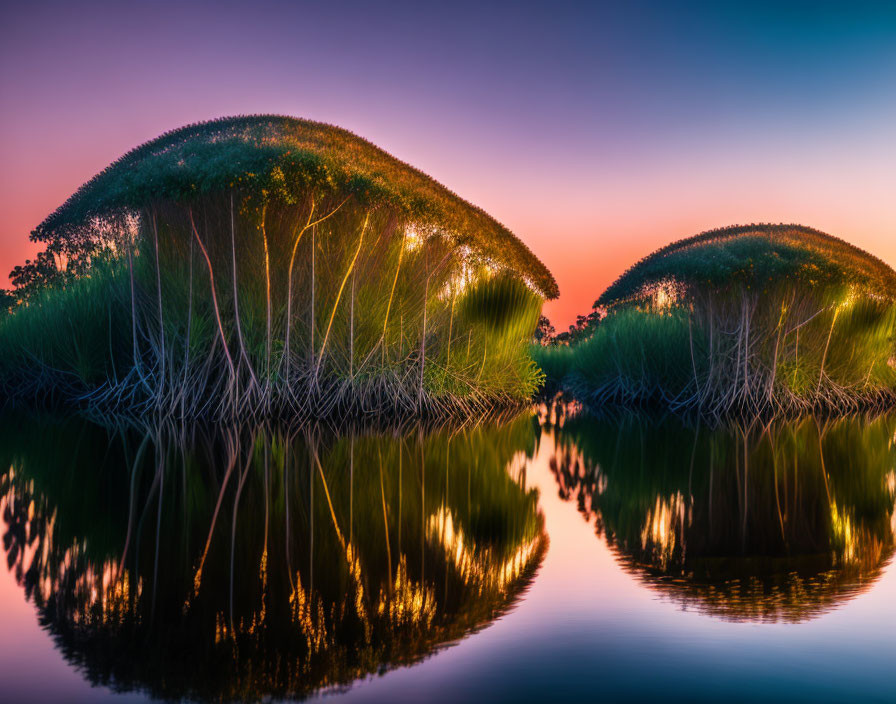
[
  {"x1": 0, "y1": 426, "x2": 894, "y2": 701},
  {"x1": 0, "y1": 567, "x2": 144, "y2": 702},
  {"x1": 2, "y1": 2, "x2": 896, "y2": 327}
]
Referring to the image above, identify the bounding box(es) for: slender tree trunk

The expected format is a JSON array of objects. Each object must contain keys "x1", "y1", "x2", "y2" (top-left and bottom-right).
[
  {"x1": 284, "y1": 436, "x2": 294, "y2": 592},
  {"x1": 742, "y1": 295, "x2": 750, "y2": 402},
  {"x1": 349, "y1": 434, "x2": 354, "y2": 546},
  {"x1": 260, "y1": 202, "x2": 272, "y2": 382},
  {"x1": 283, "y1": 195, "x2": 350, "y2": 383},
  {"x1": 128, "y1": 231, "x2": 139, "y2": 376},
  {"x1": 181, "y1": 238, "x2": 193, "y2": 417},
  {"x1": 382, "y1": 230, "x2": 407, "y2": 366},
  {"x1": 446, "y1": 286, "x2": 456, "y2": 370},
  {"x1": 316, "y1": 211, "x2": 370, "y2": 379},
  {"x1": 769, "y1": 301, "x2": 786, "y2": 402},
  {"x1": 188, "y1": 207, "x2": 235, "y2": 378},
  {"x1": 688, "y1": 313, "x2": 699, "y2": 395},
  {"x1": 151, "y1": 210, "x2": 165, "y2": 383},
  {"x1": 285, "y1": 199, "x2": 316, "y2": 384},
  {"x1": 419, "y1": 272, "x2": 429, "y2": 402},
  {"x1": 817, "y1": 306, "x2": 840, "y2": 394},
  {"x1": 378, "y1": 449, "x2": 392, "y2": 595},
  {"x1": 230, "y1": 191, "x2": 257, "y2": 387},
  {"x1": 349, "y1": 268, "x2": 355, "y2": 378},
  {"x1": 309, "y1": 446, "x2": 314, "y2": 594},
  {"x1": 310, "y1": 228, "x2": 316, "y2": 367}
]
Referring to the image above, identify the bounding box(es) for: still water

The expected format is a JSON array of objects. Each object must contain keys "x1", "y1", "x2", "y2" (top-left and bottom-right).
[{"x1": 1, "y1": 408, "x2": 894, "y2": 703}]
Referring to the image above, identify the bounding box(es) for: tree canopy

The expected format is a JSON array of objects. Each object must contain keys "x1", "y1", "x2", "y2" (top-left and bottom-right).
[
  {"x1": 597, "y1": 224, "x2": 896, "y2": 307},
  {"x1": 29, "y1": 115, "x2": 557, "y2": 299}
]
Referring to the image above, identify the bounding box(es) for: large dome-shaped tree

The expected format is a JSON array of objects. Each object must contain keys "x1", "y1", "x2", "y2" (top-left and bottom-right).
[{"x1": 0, "y1": 116, "x2": 557, "y2": 418}]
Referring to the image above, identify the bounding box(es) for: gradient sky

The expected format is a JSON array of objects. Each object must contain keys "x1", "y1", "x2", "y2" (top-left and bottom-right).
[{"x1": 2, "y1": 0, "x2": 896, "y2": 328}]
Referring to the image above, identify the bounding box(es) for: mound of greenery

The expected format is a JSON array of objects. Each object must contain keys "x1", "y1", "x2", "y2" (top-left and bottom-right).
[
  {"x1": 598, "y1": 223, "x2": 896, "y2": 306},
  {"x1": 0, "y1": 115, "x2": 557, "y2": 419},
  {"x1": 534, "y1": 224, "x2": 896, "y2": 416}
]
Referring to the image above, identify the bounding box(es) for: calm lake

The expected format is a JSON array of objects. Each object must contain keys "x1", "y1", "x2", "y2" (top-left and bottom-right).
[{"x1": 1, "y1": 408, "x2": 894, "y2": 703}]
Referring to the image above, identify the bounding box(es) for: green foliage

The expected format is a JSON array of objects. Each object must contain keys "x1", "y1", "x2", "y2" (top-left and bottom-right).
[
  {"x1": 0, "y1": 289, "x2": 15, "y2": 316},
  {"x1": 544, "y1": 224, "x2": 896, "y2": 416},
  {"x1": 537, "y1": 294, "x2": 896, "y2": 413},
  {"x1": 599, "y1": 224, "x2": 896, "y2": 307},
  {"x1": 0, "y1": 116, "x2": 556, "y2": 417},
  {"x1": 528, "y1": 343, "x2": 574, "y2": 396},
  {"x1": 459, "y1": 272, "x2": 540, "y2": 333},
  {"x1": 0, "y1": 259, "x2": 132, "y2": 388},
  {"x1": 29, "y1": 115, "x2": 557, "y2": 299},
  {"x1": 8, "y1": 250, "x2": 66, "y2": 302},
  {"x1": 533, "y1": 308, "x2": 697, "y2": 404},
  {"x1": 531, "y1": 314, "x2": 555, "y2": 345}
]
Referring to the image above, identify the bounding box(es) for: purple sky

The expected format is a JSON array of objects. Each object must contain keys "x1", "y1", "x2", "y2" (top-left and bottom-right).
[{"x1": 3, "y1": 1, "x2": 896, "y2": 327}]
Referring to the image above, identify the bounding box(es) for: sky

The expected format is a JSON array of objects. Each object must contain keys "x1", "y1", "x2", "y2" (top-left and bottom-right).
[{"x1": 2, "y1": 0, "x2": 896, "y2": 329}]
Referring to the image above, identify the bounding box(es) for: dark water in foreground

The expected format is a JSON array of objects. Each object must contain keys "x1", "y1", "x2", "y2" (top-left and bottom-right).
[{"x1": 1, "y1": 409, "x2": 894, "y2": 703}]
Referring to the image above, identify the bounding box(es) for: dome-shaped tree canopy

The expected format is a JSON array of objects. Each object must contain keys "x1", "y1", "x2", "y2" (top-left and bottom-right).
[
  {"x1": 2, "y1": 116, "x2": 554, "y2": 419},
  {"x1": 32, "y1": 115, "x2": 557, "y2": 299},
  {"x1": 534, "y1": 223, "x2": 896, "y2": 416},
  {"x1": 597, "y1": 224, "x2": 896, "y2": 307}
]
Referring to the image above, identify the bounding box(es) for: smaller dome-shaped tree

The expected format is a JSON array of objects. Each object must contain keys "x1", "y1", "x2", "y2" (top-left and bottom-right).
[{"x1": 538, "y1": 224, "x2": 896, "y2": 416}]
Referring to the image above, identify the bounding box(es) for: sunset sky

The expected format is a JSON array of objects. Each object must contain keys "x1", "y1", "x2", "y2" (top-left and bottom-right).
[{"x1": 2, "y1": 1, "x2": 895, "y2": 328}]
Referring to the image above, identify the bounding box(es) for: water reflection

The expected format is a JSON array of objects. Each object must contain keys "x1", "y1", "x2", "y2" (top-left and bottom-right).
[
  {"x1": 0, "y1": 414, "x2": 545, "y2": 702},
  {"x1": 546, "y1": 408, "x2": 896, "y2": 623}
]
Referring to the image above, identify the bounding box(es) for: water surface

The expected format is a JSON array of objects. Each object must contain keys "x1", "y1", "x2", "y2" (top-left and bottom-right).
[{"x1": 1, "y1": 409, "x2": 894, "y2": 702}]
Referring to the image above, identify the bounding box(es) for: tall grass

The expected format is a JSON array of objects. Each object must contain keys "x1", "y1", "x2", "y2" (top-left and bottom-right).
[
  {"x1": 534, "y1": 292, "x2": 896, "y2": 416},
  {"x1": 0, "y1": 230, "x2": 544, "y2": 418},
  {"x1": 533, "y1": 307, "x2": 696, "y2": 405}
]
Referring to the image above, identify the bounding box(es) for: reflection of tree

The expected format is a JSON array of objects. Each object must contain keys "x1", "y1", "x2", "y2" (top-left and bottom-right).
[
  {"x1": 549, "y1": 412, "x2": 896, "y2": 623},
  {"x1": 0, "y1": 413, "x2": 545, "y2": 702}
]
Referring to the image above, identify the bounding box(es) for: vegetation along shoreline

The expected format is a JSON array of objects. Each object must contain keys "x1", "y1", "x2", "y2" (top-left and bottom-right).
[
  {"x1": 532, "y1": 224, "x2": 896, "y2": 421},
  {"x1": 1, "y1": 118, "x2": 893, "y2": 422},
  {"x1": 0, "y1": 116, "x2": 556, "y2": 421}
]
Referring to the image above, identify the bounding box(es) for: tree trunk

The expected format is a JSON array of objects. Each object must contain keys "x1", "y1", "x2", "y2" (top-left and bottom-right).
[
  {"x1": 189, "y1": 207, "x2": 235, "y2": 378},
  {"x1": 316, "y1": 212, "x2": 370, "y2": 379},
  {"x1": 230, "y1": 191, "x2": 257, "y2": 388},
  {"x1": 151, "y1": 210, "x2": 166, "y2": 383}
]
